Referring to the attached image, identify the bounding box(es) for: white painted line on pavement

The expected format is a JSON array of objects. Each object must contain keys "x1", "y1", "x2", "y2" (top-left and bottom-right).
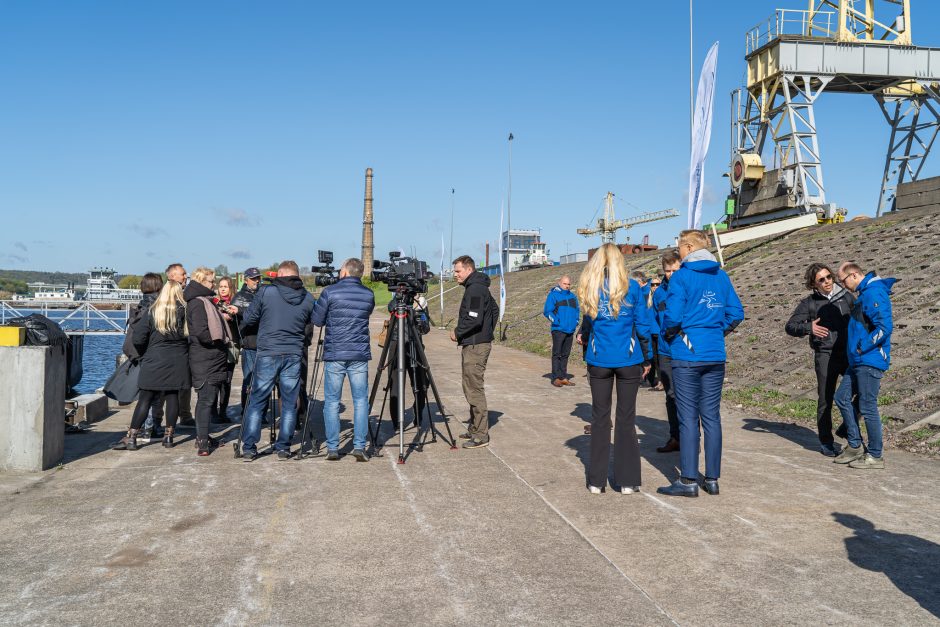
[{"x1": 484, "y1": 445, "x2": 680, "y2": 627}]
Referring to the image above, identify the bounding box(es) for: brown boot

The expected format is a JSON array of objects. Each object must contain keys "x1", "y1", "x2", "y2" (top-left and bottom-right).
[
  {"x1": 162, "y1": 427, "x2": 175, "y2": 448},
  {"x1": 552, "y1": 378, "x2": 565, "y2": 387},
  {"x1": 562, "y1": 379, "x2": 576, "y2": 387},
  {"x1": 112, "y1": 428, "x2": 139, "y2": 451},
  {"x1": 656, "y1": 437, "x2": 680, "y2": 453}
]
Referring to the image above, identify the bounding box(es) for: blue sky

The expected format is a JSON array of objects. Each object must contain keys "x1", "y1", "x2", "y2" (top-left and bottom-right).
[{"x1": 2, "y1": 0, "x2": 938, "y2": 274}]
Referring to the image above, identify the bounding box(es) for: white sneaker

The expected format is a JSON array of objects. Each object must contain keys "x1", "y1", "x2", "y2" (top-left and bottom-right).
[
  {"x1": 621, "y1": 486, "x2": 639, "y2": 494},
  {"x1": 588, "y1": 486, "x2": 603, "y2": 494}
]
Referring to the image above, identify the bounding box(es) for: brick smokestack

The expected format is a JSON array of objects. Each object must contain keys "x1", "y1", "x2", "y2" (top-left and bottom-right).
[{"x1": 361, "y1": 167, "x2": 374, "y2": 275}]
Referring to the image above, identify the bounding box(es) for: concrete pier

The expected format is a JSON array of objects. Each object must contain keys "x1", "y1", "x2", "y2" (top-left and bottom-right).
[
  {"x1": 0, "y1": 317, "x2": 938, "y2": 624},
  {"x1": 0, "y1": 345, "x2": 65, "y2": 471}
]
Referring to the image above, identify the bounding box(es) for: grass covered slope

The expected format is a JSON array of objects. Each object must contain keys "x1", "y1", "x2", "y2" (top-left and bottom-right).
[{"x1": 438, "y1": 206, "x2": 940, "y2": 454}]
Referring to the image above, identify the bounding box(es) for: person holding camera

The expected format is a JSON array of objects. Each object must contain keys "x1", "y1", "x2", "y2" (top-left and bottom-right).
[
  {"x1": 312, "y1": 257, "x2": 375, "y2": 461},
  {"x1": 240, "y1": 260, "x2": 316, "y2": 461},
  {"x1": 450, "y1": 255, "x2": 499, "y2": 450},
  {"x1": 386, "y1": 293, "x2": 431, "y2": 431},
  {"x1": 785, "y1": 262, "x2": 855, "y2": 457},
  {"x1": 233, "y1": 266, "x2": 262, "y2": 411},
  {"x1": 184, "y1": 266, "x2": 234, "y2": 456}
]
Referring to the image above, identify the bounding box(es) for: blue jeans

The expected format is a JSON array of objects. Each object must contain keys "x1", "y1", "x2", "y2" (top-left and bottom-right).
[
  {"x1": 835, "y1": 365, "x2": 884, "y2": 458},
  {"x1": 242, "y1": 354, "x2": 302, "y2": 453},
  {"x1": 323, "y1": 360, "x2": 369, "y2": 451},
  {"x1": 672, "y1": 362, "x2": 725, "y2": 480}
]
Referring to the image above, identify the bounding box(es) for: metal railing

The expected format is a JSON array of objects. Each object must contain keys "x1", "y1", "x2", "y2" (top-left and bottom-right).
[
  {"x1": 0, "y1": 301, "x2": 130, "y2": 334},
  {"x1": 746, "y1": 9, "x2": 836, "y2": 54}
]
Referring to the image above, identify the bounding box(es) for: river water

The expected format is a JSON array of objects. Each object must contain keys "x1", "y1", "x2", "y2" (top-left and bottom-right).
[{"x1": 6, "y1": 309, "x2": 128, "y2": 395}]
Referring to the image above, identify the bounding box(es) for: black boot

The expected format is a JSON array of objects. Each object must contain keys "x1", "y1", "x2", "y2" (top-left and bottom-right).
[
  {"x1": 112, "y1": 429, "x2": 139, "y2": 451},
  {"x1": 162, "y1": 427, "x2": 175, "y2": 448}
]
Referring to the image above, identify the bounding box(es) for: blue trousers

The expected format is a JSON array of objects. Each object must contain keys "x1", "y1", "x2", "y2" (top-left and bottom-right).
[
  {"x1": 834, "y1": 364, "x2": 884, "y2": 458},
  {"x1": 323, "y1": 360, "x2": 370, "y2": 451},
  {"x1": 672, "y1": 362, "x2": 725, "y2": 480},
  {"x1": 241, "y1": 354, "x2": 302, "y2": 453}
]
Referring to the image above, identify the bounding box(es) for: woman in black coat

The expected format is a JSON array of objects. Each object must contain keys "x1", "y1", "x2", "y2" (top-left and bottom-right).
[
  {"x1": 113, "y1": 280, "x2": 191, "y2": 450},
  {"x1": 184, "y1": 267, "x2": 232, "y2": 456},
  {"x1": 785, "y1": 262, "x2": 856, "y2": 456}
]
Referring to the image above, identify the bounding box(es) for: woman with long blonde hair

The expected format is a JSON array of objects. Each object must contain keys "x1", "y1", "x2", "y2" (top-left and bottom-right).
[
  {"x1": 113, "y1": 279, "x2": 191, "y2": 450},
  {"x1": 576, "y1": 243, "x2": 652, "y2": 495}
]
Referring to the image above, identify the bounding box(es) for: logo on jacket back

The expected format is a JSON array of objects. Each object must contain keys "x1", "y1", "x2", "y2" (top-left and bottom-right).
[{"x1": 699, "y1": 290, "x2": 722, "y2": 309}]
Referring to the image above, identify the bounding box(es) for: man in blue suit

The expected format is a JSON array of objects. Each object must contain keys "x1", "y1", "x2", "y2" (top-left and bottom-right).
[
  {"x1": 832, "y1": 262, "x2": 896, "y2": 470},
  {"x1": 657, "y1": 230, "x2": 744, "y2": 497},
  {"x1": 543, "y1": 275, "x2": 579, "y2": 387}
]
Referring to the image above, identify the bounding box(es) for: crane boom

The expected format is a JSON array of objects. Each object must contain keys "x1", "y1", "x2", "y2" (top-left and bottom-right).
[{"x1": 577, "y1": 192, "x2": 680, "y2": 243}]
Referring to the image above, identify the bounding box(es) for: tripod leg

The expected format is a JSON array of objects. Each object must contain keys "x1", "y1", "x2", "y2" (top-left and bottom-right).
[
  {"x1": 297, "y1": 331, "x2": 325, "y2": 459},
  {"x1": 368, "y1": 315, "x2": 396, "y2": 447}
]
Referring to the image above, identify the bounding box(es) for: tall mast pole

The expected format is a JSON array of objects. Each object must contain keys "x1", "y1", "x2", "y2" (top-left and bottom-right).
[
  {"x1": 690, "y1": 0, "x2": 694, "y2": 148},
  {"x1": 507, "y1": 132, "x2": 513, "y2": 271},
  {"x1": 449, "y1": 188, "x2": 455, "y2": 266}
]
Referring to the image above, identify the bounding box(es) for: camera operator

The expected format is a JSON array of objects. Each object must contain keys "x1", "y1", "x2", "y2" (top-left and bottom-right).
[
  {"x1": 386, "y1": 293, "x2": 431, "y2": 431},
  {"x1": 312, "y1": 257, "x2": 375, "y2": 462},
  {"x1": 239, "y1": 260, "x2": 315, "y2": 461},
  {"x1": 450, "y1": 255, "x2": 499, "y2": 450},
  {"x1": 232, "y1": 266, "x2": 262, "y2": 411}
]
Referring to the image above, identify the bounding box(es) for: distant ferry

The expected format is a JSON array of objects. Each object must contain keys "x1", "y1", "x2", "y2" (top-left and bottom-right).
[{"x1": 83, "y1": 268, "x2": 142, "y2": 302}]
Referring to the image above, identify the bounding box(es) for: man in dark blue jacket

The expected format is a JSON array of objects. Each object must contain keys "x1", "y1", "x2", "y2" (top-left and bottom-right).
[
  {"x1": 652, "y1": 250, "x2": 682, "y2": 453},
  {"x1": 311, "y1": 257, "x2": 376, "y2": 461},
  {"x1": 657, "y1": 230, "x2": 744, "y2": 497},
  {"x1": 239, "y1": 260, "x2": 316, "y2": 461},
  {"x1": 543, "y1": 275, "x2": 579, "y2": 387},
  {"x1": 832, "y1": 262, "x2": 896, "y2": 470}
]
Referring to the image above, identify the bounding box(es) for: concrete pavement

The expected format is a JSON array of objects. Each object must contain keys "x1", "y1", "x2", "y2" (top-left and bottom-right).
[{"x1": 1, "y1": 316, "x2": 938, "y2": 625}]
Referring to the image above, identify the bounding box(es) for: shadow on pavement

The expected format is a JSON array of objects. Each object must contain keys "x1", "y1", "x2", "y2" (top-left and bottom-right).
[
  {"x1": 833, "y1": 512, "x2": 940, "y2": 619},
  {"x1": 635, "y1": 415, "x2": 681, "y2": 483},
  {"x1": 741, "y1": 417, "x2": 819, "y2": 452},
  {"x1": 62, "y1": 429, "x2": 122, "y2": 464}
]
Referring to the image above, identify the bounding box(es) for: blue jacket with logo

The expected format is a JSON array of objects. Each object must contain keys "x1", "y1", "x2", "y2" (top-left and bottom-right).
[
  {"x1": 846, "y1": 272, "x2": 896, "y2": 371},
  {"x1": 663, "y1": 250, "x2": 744, "y2": 363},
  {"x1": 311, "y1": 276, "x2": 376, "y2": 361},
  {"x1": 652, "y1": 278, "x2": 671, "y2": 357},
  {"x1": 582, "y1": 279, "x2": 652, "y2": 369},
  {"x1": 543, "y1": 286, "x2": 580, "y2": 334}
]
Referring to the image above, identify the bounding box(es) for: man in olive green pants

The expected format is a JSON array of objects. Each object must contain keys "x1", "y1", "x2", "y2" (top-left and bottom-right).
[{"x1": 450, "y1": 255, "x2": 499, "y2": 449}]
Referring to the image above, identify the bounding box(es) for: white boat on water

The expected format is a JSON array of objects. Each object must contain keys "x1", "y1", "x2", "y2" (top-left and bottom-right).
[{"x1": 84, "y1": 268, "x2": 142, "y2": 302}]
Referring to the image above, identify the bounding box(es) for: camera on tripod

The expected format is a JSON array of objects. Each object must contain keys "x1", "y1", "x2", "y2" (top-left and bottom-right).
[
  {"x1": 373, "y1": 251, "x2": 430, "y2": 295},
  {"x1": 311, "y1": 250, "x2": 339, "y2": 287}
]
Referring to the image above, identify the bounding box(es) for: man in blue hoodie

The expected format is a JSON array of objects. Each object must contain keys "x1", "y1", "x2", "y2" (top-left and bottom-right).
[
  {"x1": 652, "y1": 250, "x2": 682, "y2": 453},
  {"x1": 832, "y1": 262, "x2": 896, "y2": 470},
  {"x1": 657, "y1": 230, "x2": 744, "y2": 497},
  {"x1": 543, "y1": 275, "x2": 580, "y2": 387},
  {"x1": 240, "y1": 260, "x2": 316, "y2": 461}
]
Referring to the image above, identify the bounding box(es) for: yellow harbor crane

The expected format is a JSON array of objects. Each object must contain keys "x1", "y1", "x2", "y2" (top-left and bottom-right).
[{"x1": 577, "y1": 192, "x2": 680, "y2": 244}]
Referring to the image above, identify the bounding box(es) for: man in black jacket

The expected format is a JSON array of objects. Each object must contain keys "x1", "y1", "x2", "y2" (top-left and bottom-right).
[
  {"x1": 450, "y1": 255, "x2": 499, "y2": 449},
  {"x1": 240, "y1": 260, "x2": 316, "y2": 461},
  {"x1": 232, "y1": 266, "x2": 262, "y2": 411},
  {"x1": 785, "y1": 262, "x2": 856, "y2": 456}
]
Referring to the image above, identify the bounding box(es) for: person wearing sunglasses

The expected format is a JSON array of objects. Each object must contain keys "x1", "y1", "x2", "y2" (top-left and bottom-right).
[
  {"x1": 785, "y1": 263, "x2": 856, "y2": 456},
  {"x1": 831, "y1": 262, "x2": 897, "y2": 470}
]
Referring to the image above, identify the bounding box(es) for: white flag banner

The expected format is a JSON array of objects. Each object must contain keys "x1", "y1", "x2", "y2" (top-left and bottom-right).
[
  {"x1": 440, "y1": 233, "x2": 445, "y2": 323},
  {"x1": 498, "y1": 204, "x2": 506, "y2": 322},
  {"x1": 688, "y1": 41, "x2": 719, "y2": 230}
]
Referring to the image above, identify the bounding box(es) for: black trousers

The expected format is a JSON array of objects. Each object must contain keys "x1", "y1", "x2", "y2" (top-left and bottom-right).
[
  {"x1": 551, "y1": 331, "x2": 574, "y2": 380},
  {"x1": 657, "y1": 354, "x2": 679, "y2": 440},
  {"x1": 131, "y1": 390, "x2": 180, "y2": 431},
  {"x1": 645, "y1": 336, "x2": 659, "y2": 387},
  {"x1": 587, "y1": 364, "x2": 643, "y2": 489},
  {"x1": 195, "y1": 382, "x2": 221, "y2": 440},
  {"x1": 815, "y1": 350, "x2": 848, "y2": 445},
  {"x1": 215, "y1": 363, "x2": 236, "y2": 419}
]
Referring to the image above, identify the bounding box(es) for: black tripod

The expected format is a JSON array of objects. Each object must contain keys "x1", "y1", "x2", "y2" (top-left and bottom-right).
[
  {"x1": 295, "y1": 326, "x2": 326, "y2": 459},
  {"x1": 232, "y1": 362, "x2": 280, "y2": 458},
  {"x1": 368, "y1": 291, "x2": 457, "y2": 464}
]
